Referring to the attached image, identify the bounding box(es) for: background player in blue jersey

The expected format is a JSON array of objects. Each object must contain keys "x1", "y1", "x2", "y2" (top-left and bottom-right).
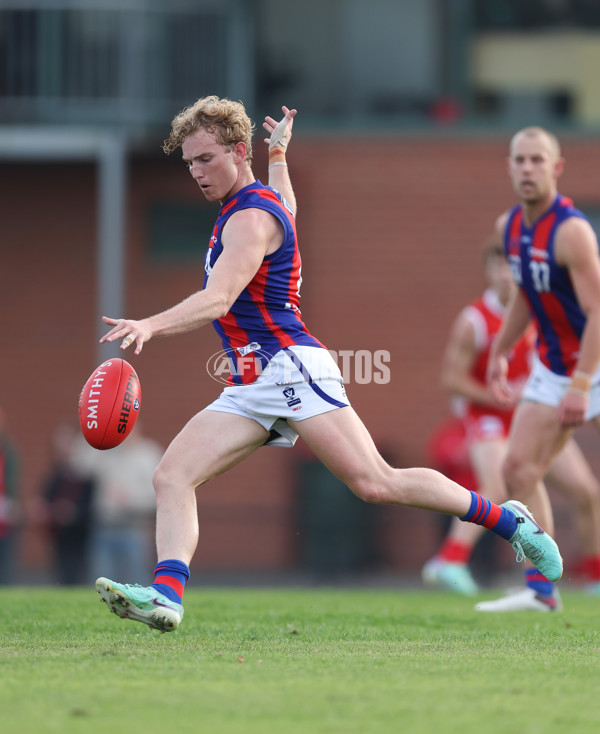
[
  {"x1": 483, "y1": 127, "x2": 600, "y2": 612},
  {"x1": 94, "y1": 99, "x2": 562, "y2": 632},
  {"x1": 422, "y1": 239, "x2": 600, "y2": 602}
]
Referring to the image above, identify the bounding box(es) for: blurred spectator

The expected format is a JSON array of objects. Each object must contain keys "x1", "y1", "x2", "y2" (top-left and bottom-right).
[
  {"x1": 0, "y1": 408, "x2": 20, "y2": 585},
  {"x1": 40, "y1": 422, "x2": 96, "y2": 585},
  {"x1": 85, "y1": 423, "x2": 163, "y2": 583}
]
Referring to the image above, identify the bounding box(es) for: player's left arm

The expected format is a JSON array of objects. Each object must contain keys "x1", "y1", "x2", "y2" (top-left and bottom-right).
[
  {"x1": 264, "y1": 106, "x2": 297, "y2": 215},
  {"x1": 101, "y1": 208, "x2": 278, "y2": 353},
  {"x1": 204, "y1": 207, "x2": 282, "y2": 301},
  {"x1": 555, "y1": 216, "x2": 600, "y2": 425}
]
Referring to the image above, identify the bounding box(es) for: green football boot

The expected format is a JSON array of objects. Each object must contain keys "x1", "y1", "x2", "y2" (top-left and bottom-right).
[
  {"x1": 502, "y1": 500, "x2": 563, "y2": 582},
  {"x1": 96, "y1": 577, "x2": 183, "y2": 633}
]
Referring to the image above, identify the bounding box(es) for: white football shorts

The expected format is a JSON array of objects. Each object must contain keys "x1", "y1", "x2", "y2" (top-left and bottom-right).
[
  {"x1": 522, "y1": 355, "x2": 600, "y2": 419},
  {"x1": 205, "y1": 345, "x2": 350, "y2": 447}
]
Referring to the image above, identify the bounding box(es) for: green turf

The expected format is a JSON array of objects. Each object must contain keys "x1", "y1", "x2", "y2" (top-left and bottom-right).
[{"x1": 1, "y1": 587, "x2": 600, "y2": 734}]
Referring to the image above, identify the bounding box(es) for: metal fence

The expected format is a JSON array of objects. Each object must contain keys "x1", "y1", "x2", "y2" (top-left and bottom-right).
[{"x1": 0, "y1": 0, "x2": 253, "y2": 129}]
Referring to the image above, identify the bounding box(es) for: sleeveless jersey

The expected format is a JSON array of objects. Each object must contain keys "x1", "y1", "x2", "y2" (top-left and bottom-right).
[
  {"x1": 503, "y1": 194, "x2": 591, "y2": 376},
  {"x1": 204, "y1": 180, "x2": 324, "y2": 385},
  {"x1": 462, "y1": 289, "x2": 534, "y2": 423}
]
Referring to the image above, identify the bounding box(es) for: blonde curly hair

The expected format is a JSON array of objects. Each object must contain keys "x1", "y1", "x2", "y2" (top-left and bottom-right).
[{"x1": 163, "y1": 95, "x2": 255, "y2": 162}]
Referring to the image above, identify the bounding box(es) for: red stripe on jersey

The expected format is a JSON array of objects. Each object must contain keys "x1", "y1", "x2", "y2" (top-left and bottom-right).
[
  {"x1": 255, "y1": 187, "x2": 287, "y2": 207},
  {"x1": 235, "y1": 353, "x2": 263, "y2": 383},
  {"x1": 281, "y1": 245, "x2": 326, "y2": 347},
  {"x1": 254, "y1": 202, "x2": 322, "y2": 345},
  {"x1": 220, "y1": 197, "x2": 238, "y2": 217},
  {"x1": 216, "y1": 311, "x2": 262, "y2": 385},
  {"x1": 286, "y1": 240, "x2": 302, "y2": 311},
  {"x1": 559, "y1": 195, "x2": 574, "y2": 208},
  {"x1": 218, "y1": 310, "x2": 251, "y2": 351},
  {"x1": 531, "y1": 212, "x2": 555, "y2": 258},
  {"x1": 255, "y1": 187, "x2": 297, "y2": 232},
  {"x1": 530, "y1": 212, "x2": 578, "y2": 373},
  {"x1": 246, "y1": 260, "x2": 297, "y2": 350},
  {"x1": 507, "y1": 209, "x2": 522, "y2": 254},
  {"x1": 538, "y1": 292, "x2": 580, "y2": 373},
  {"x1": 528, "y1": 213, "x2": 554, "y2": 368}
]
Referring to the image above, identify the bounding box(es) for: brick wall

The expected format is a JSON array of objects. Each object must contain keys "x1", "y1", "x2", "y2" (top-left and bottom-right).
[{"x1": 4, "y1": 134, "x2": 600, "y2": 579}]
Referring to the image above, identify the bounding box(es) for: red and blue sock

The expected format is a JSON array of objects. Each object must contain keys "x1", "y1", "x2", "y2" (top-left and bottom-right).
[
  {"x1": 151, "y1": 559, "x2": 190, "y2": 605},
  {"x1": 459, "y1": 491, "x2": 518, "y2": 541},
  {"x1": 525, "y1": 568, "x2": 554, "y2": 597}
]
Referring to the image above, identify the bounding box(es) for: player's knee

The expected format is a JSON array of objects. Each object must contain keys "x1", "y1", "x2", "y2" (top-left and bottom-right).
[
  {"x1": 347, "y1": 468, "x2": 395, "y2": 504},
  {"x1": 153, "y1": 459, "x2": 203, "y2": 498},
  {"x1": 351, "y1": 480, "x2": 386, "y2": 504},
  {"x1": 153, "y1": 460, "x2": 185, "y2": 498},
  {"x1": 152, "y1": 462, "x2": 169, "y2": 497},
  {"x1": 502, "y1": 453, "x2": 538, "y2": 496}
]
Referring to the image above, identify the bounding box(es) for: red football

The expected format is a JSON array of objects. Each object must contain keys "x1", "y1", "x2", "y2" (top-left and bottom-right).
[{"x1": 78, "y1": 358, "x2": 141, "y2": 450}]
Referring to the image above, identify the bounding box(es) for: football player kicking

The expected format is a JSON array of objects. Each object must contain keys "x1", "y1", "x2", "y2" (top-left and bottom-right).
[{"x1": 95, "y1": 99, "x2": 562, "y2": 632}]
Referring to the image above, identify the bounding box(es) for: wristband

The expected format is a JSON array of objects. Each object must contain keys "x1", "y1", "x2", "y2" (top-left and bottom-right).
[
  {"x1": 567, "y1": 386, "x2": 590, "y2": 397},
  {"x1": 569, "y1": 373, "x2": 592, "y2": 393},
  {"x1": 269, "y1": 161, "x2": 288, "y2": 168},
  {"x1": 268, "y1": 147, "x2": 286, "y2": 166}
]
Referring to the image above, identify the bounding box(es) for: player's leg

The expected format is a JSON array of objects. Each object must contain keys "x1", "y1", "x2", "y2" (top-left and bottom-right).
[
  {"x1": 475, "y1": 401, "x2": 571, "y2": 612},
  {"x1": 153, "y1": 409, "x2": 269, "y2": 563},
  {"x1": 290, "y1": 406, "x2": 562, "y2": 582},
  {"x1": 501, "y1": 400, "x2": 573, "y2": 534},
  {"x1": 423, "y1": 437, "x2": 507, "y2": 595},
  {"x1": 292, "y1": 406, "x2": 472, "y2": 513},
  {"x1": 96, "y1": 410, "x2": 269, "y2": 631},
  {"x1": 545, "y1": 437, "x2": 600, "y2": 591}
]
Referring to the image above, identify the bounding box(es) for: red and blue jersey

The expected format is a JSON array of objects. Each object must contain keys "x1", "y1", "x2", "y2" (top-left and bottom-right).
[
  {"x1": 463, "y1": 289, "x2": 535, "y2": 424},
  {"x1": 204, "y1": 180, "x2": 324, "y2": 385},
  {"x1": 504, "y1": 194, "x2": 593, "y2": 376}
]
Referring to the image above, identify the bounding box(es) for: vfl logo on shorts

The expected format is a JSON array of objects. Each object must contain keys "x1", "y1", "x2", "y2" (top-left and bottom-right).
[{"x1": 283, "y1": 386, "x2": 302, "y2": 408}]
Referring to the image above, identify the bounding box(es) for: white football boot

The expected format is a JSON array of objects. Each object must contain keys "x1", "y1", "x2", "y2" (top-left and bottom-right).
[{"x1": 475, "y1": 587, "x2": 562, "y2": 613}]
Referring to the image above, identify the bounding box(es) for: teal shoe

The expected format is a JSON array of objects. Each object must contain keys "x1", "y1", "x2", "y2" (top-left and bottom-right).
[
  {"x1": 422, "y1": 558, "x2": 479, "y2": 596},
  {"x1": 502, "y1": 500, "x2": 563, "y2": 582},
  {"x1": 96, "y1": 577, "x2": 183, "y2": 633}
]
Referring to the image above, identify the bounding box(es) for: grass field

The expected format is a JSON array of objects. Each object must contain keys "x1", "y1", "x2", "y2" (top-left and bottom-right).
[{"x1": 2, "y1": 586, "x2": 600, "y2": 734}]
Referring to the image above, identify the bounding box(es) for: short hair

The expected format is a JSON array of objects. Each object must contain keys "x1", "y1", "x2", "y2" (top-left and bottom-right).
[
  {"x1": 509, "y1": 126, "x2": 561, "y2": 160},
  {"x1": 163, "y1": 95, "x2": 255, "y2": 162}
]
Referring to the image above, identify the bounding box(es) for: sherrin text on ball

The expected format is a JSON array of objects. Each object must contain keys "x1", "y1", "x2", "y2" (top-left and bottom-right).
[{"x1": 78, "y1": 358, "x2": 141, "y2": 449}]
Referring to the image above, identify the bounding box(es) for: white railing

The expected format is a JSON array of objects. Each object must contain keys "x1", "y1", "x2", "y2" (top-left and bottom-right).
[{"x1": 0, "y1": 0, "x2": 253, "y2": 128}]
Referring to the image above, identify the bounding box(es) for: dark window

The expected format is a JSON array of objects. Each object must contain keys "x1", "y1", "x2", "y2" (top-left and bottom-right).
[
  {"x1": 147, "y1": 202, "x2": 214, "y2": 262},
  {"x1": 475, "y1": 1, "x2": 600, "y2": 30}
]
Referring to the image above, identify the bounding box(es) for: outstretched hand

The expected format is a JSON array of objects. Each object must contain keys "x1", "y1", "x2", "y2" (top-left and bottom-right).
[
  {"x1": 263, "y1": 106, "x2": 297, "y2": 151},
  {"x1": 100, "y1": 316, "x2": 151, "y2": 356}
]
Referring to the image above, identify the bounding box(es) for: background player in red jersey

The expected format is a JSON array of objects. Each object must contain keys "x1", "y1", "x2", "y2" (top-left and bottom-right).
[
  {"x1": 423, "y1": 238, "x2": 600, "y2": 604},
  {"x1": 93, "y1": 100, "x2": 562, "y2": 632},
  {"x1": 483, "y1": 127, "x2": 600, "y2": 611}
]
